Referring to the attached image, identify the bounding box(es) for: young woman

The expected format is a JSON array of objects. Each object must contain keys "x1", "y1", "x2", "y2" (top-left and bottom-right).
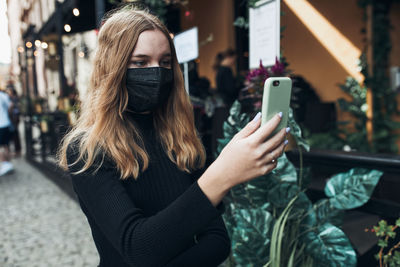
[{"x1": 58, "y1": 6, "x2": 288, "y2": 267}]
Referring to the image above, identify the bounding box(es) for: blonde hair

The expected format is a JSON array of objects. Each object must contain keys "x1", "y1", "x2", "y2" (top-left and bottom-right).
[{"x1": 58, "y1": 7, "x2": 205, "y2": 179}]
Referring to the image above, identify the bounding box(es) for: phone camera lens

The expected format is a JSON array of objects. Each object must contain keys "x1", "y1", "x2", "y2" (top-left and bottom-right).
[{"x1": 273, "y1": 81, "x2": 280, "y2": 86}]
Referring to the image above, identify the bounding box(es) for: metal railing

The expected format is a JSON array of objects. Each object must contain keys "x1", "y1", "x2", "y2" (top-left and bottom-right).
[{"x1": 287, "y1": 149, "x2": 400, "y2": 219}]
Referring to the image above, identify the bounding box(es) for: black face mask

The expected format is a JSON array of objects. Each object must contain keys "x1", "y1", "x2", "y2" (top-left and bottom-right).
[{"x1": 126, "y1": 67, "x2": 173, "y2": 112}]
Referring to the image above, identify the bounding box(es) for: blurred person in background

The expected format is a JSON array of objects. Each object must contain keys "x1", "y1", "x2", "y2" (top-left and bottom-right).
[
  {"x1": 0, "y1": 88, "x2": 14, "y2": 175},
  {"x1": 212, "y1": 49, "x2": 241, "y2": 157},
  {"x1": 6, "y1": 84, "x2": 21, "y2": 157},
  {"x1": 213, "y1": 48, "x2": 240, "y2": 108},
  {"x1": 58, "y1": 6, "x2": 288, "y2": 267}
]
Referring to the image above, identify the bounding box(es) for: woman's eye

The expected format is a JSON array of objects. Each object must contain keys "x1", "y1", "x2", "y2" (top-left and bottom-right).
[
  {"x1": 160, "y1": 60, "x2": 171, "y2": 67},
  {"x1": 131, "y1": 61, "x2": 146, "y2": 67}
]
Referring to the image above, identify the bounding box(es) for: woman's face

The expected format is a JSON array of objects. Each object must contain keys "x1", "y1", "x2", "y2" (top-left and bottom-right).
[{"x1": 128, "y1": 29, "x2": 172, "y2": 69}]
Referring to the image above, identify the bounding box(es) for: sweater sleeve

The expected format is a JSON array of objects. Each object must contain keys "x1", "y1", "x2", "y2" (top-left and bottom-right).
[
  {"x1": 164, "y1": 217, "x2": 231, "y2": 266},
  {"x1": 67, "y1": 146, "x2": 224, "y2": 267}
]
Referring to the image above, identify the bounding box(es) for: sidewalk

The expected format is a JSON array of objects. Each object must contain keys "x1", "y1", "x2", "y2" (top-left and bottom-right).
[{"x1": 0, "y1": 157, "x2": 99, "y2": 267}]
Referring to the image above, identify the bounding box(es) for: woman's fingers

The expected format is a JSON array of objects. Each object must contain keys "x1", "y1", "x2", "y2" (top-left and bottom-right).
[
  {"x1": 258, "y1": 127, "x2": 289, "y2": 158},
  {"x1": 250, "y1": 112, "x2": 282, "y2": 144},
  {"x1": 262, "y1": 138, "x2": 287, "y2": 166},
  {"x1": 260, "y1": 160, "x2": 278, "y2": 176},
  {"x1": 235, "y1": 112, "x2": 262, "y2": 139}
]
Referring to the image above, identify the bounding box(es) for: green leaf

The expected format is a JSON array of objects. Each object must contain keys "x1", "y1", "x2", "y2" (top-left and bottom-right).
[
  {"x1": 314, "y1": 199, "x2": 345, "y2": 227},
  {"x1": 378, "y1": 220, "x2": 388, "y2": 232},
  {"x1": 324, "y1": 168, "x2": 383, "y2": 210},
  {"x1": 268, "y1": 183, "x2": 308, "y2": 210},
  {"x1": 246, "y1": 173, "x2": 279, "y2": 207},
  {"x1": 217, "y1": 101, "x2": 250, "y2": 155},
  {"x1": 396, "y1": 218, "x2": 400, "y2": 227},
  {"x1": 374, "y1": 224, "x2": 386, "y2": 237},
  {"x1": 228, "y1": 183, "x2": 254, "y2": 208},
  {"x1": 288, "y1": 108, "x2": 310, "y2": 151},
  {"x1": 378, "y1": 239, "x2": 388, "y2": 248},
  {"x1": 269, "y1": 196, "x2": 296, "y2": 267},
  {"x1": 216, "y1": 138, "x2": 230, "y2": 153},
  {"x1": 304, "y1": 223, "x2": 357, "y2": 267},
  {"x1": 271, "y1": 153, "x2": 297, "y2": 183},
  {"x1": 287, "y1": 241, "x2": 297, "y2": 267},
  {"x1": 383, "y1": 254, "x2": 390, "y2": 263},
  {"x1": 230, "y1": 208, "x2": 274, "y2": 266},
  {"x1": 223, "y1": 120, "x2": 238, "y2": 138},
  {"x1": 393, "y1": 251, "x2": 400, "y2": 264},
  {"x1": 387, "y1": 230, "x2": 396, "y2": 239},
  {"x1": 268, "y1": 183, "x2": 313, "y2": 224}
]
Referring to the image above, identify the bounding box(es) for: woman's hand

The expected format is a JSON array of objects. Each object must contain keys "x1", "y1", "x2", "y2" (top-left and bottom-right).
[{"x1": 198, "y1": 112, "x2": 289, "y2": 206}]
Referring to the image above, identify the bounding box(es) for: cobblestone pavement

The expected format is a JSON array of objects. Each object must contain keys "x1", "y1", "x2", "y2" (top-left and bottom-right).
[{"x1": 0, "y1": 158, "x2": 99, "y2": 267}]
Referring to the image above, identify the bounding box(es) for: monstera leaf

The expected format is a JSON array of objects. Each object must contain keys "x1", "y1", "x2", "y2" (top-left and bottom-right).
[
  {"x1": 230, "y1": 208, "x2": 274, "y2": 266},
  {"x1": 228, "y1": 183, "x2": 254, "y2": 208},
  {"x1": 217, "y1": 101, "x2": 250, "y2": 156},
  {"x1": 222, "y1": 202, "x2": 237, "y2": 239},
  {"x1": 272, "y1": 153, "x2": 298, "y2": 183},
  {"x1": 268, "y1": 184, "x2": 308, "y2": 209},
  {"x1": 216, "y1": 138, "x2": 230, "y2": 155},
  {"x1": 325, "y1": 168, "x2": 383, "y2": 210},
  {"x1": 224, "y1": 101, "x2": 249, "y2": 138},
  {"x1": 303, "y1": 223, "x2": 357, "y2": 267},
  {"x1": 268, "y1": 183, "x2": 313, "y2": 222},
  {"x1": 288, "y1": 108, "x2": 310, "y2": 151},
  {"x1": 245, "y1": 173, "x2": 278, "y2": 207},
  {"x1": 314, "y1": 199, "x2": 345, "y2": 227}
]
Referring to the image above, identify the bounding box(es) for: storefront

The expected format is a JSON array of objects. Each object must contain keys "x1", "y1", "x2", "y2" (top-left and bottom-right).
[
  {"x1": 18, "y1": 0, "x2": 110, "y2": 170},
  {"x1": 8, "y1": 1, "x2": 400, "y2": 265}
]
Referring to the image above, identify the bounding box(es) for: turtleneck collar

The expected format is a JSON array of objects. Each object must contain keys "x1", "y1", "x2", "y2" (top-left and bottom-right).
[{"x1": 126, "y1": 111, "x2": 154, "y2": 131}]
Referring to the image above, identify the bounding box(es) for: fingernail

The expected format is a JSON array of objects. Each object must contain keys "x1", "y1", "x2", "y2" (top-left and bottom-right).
[
  {"x1": 278, "y1": 112, "x2": 283, "y2": 118},
  {"x1": 252, "y1": 112, "x2": 261, "y2": 122},
  {"x1": 284, "y1": 139, "x2": 289, "y2": 145},
  {"x1": 286, "y1": 127, "x2": 291, "y2": 133}
]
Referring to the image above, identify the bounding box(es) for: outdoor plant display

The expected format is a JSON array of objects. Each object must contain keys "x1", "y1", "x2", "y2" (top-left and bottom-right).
[
  {"x1": 367, "y1": 218, "x2": 400, "y2": 267},
  {"x1": 304, "y1": 77, "x2": 370, "y2": 152},
  {"x1": 217, "y1": 101, "x2": 383, "y2": 267},
  {"x1": 217, "y1": 61, "x2": 384, "y2": 266}
]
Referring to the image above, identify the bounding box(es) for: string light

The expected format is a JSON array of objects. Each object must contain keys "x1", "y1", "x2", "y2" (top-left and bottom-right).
[
  {"x1": 35, "y1": 40, "x2": 41, "y2": 47},
  {"x1": 64, "y1": 24, "x2": 71, "y2": 32},
  {"x1": 41, "y1": 42, "x2": 48, "y2": 49},
  {"x1": 26, "y1": 41, "x2": 32, "y2": 48},
  {"x1": 73, "y1": 8, "x2": 80, "y2": 16},
  {"x1": 17, "y1": 46, "x2": 24, "y2": 53},
  {"x1": 34, "y1": 51, "x2": 39, "y2": 57},
  {"x1": 78, "y1": 51, "x2": 85, "y2": 58}
]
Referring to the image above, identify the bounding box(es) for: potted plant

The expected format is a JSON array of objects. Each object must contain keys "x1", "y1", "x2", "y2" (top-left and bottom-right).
[{"x1": 217, "y1": 59, "x2": 383, "y2": 267}]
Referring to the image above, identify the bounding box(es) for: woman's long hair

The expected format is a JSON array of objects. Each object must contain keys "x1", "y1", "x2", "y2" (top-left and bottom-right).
[{"x1": 58, "y1": 7, "x2": 205, "y2": 179}]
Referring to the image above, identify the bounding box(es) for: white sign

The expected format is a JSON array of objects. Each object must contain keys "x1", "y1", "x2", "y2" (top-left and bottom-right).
[
  {"x1": 249, "y1": 0, "x2": 280, "y2": 68},
  {"x1": 173, "y1": 27, "x2": 199, "y2": 64}
]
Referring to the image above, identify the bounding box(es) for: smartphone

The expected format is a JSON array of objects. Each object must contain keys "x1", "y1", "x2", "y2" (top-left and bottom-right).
[{"x1": 261, "y1": 77, "x2": 292, "y2": 136}]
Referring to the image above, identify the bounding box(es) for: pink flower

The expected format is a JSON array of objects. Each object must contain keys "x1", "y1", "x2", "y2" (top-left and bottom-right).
[
  {"x1": 246, "y1": 60, "x2": 269, "y2": 83},
  {"x1": 239, "y1": 58, "x2": 287, "y2": 112},
  {"x1": 270, "y1": 57, "x2": 285, "y2": 76}
]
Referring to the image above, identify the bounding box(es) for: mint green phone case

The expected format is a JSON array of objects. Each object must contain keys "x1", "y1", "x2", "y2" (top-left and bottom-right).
[{"x1": 261, "y1": 77, "x2": 292, "y2": 136}]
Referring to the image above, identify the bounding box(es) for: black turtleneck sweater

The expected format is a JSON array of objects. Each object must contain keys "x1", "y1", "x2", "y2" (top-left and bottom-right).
[{"x1": 66, "y1": 113, "x2": 231, "y2": 267}]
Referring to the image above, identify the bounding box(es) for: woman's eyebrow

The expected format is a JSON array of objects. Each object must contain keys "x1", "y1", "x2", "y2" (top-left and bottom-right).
[{"x1": 131, "y1": 54, "x2": 150, "y2": 58}]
